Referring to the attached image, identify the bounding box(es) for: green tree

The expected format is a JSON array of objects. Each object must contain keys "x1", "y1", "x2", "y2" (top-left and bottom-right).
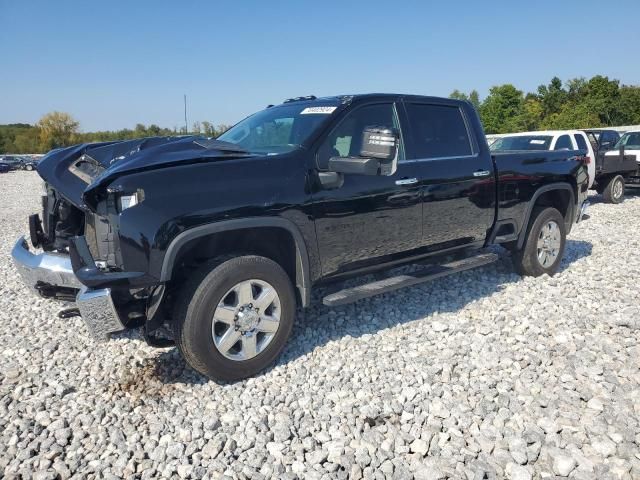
[
  {"x1": 479, "y1": 84, "x2": 525, "y2": 134},
  {"x1": 582, "y1": 75, "x2": 623, "y2": 126},
  {"x1": 449, "y1": 89, "x2": 469, "y2": 101},
  {"x1": 536, "y1": 76, "x2": 568, "y2": 116},
  {"x1": 37, "y1": 112, "x2": 80, "y2": 151},
  {"x1": 449, "y1": 89, "x2": 480, "y2": 109},
  {"x1": 13, "y1": 129, "x2": 40, "y2": 153},
  {"x1": 468, "y1": 90, "x2": 480, "y2": 110},
  {"x1": 619, "y1": 85, "x2": 640, "y2": 124},
  {"x1": 516, "y1": 97, "x2": 544, "y2": 131}
]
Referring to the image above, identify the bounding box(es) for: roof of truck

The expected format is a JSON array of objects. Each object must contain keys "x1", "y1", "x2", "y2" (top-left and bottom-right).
[{"x1": 279, "y1": 93, "x2": 463, "y2": 105}]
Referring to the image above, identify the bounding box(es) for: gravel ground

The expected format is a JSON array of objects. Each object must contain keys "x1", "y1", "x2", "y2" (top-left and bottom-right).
[{"x1": 1, "y1": 170, "x2": 639, "y2": 480}]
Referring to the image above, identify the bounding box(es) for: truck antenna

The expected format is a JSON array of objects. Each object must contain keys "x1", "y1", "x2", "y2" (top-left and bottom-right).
[{"x1": 184, "y1": 94, "x2": 188, "y2": 134}]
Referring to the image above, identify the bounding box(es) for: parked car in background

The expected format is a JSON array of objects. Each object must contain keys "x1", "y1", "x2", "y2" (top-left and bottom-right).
[
  {"x1": 20, "y1": 157, "x2": 38, "y2": 171},
  {"x1": 490, "y1": 130, "x2": 595, "y2": 188},
  {"x1": 0, "y1": 155, "x2": 27, "y2": 171},
  {"x1": 0, "y1": 162, "x2": 10, "y2": 173},
  {"x1": 604, "y1": 130, "x2": 640, "y2": 191},
  {"x1": 580, "y1": 129, "x2": 637, "y2": 202},
  {"x1": 12, "y1": 94, "x2": 589, "y2": 381},
  {"x1": 0, "y1": 155, "x2": 39, "y2": 171}
]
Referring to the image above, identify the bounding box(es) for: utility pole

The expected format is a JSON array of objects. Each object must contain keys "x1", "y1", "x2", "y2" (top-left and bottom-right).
[{"x1": 184, "y1": 94, "x2": 188, "y2": 134}]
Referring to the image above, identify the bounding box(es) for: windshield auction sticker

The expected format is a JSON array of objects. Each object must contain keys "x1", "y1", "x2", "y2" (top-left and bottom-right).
[{"x1": 300, "y1": 106, "x2": 337, "y2": 114}]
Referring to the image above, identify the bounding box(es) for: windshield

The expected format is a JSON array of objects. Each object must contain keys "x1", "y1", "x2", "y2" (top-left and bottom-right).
[
  {"x1": 217, "y1": 103, "x2": 339, "y2": 154},
  {"x1": 490, "y1": 135, "x2": 553, "y2": 151},
  {"x1": 615, "y1": 132, "x2": 640, "y2": 150}
]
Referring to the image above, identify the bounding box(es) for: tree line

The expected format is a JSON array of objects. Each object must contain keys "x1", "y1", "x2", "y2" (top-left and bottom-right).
[
  {"x1": 450, "y1": 75, "x2": 640, "y2": 134},
  {"x1": 0, "y1": 115, "x2": 231, "y2": 154},
  {"x1": 2, "y1": 75, "x2": 639, "y2": 153}
]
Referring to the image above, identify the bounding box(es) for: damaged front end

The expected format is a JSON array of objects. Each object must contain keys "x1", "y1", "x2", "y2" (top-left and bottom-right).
[
  {"x1": 11, "y1": 142, "x2": 169, "y2": 343},
  {"x1": 12, "y1": 135, "x2": 249, "y2": 344},
  {"x1": 12, "y1": 181, "x2": 139, "y2": 341}
]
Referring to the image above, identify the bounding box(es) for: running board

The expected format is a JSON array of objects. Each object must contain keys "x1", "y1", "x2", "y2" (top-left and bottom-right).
[{"x1": 322, "y1": 252, "x2": 499, "y2": 307}]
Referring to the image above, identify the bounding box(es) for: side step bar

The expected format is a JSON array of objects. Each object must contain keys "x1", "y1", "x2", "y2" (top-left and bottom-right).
[{"x1": 322, "y1": 252, "x2": 499, "y2": 307}]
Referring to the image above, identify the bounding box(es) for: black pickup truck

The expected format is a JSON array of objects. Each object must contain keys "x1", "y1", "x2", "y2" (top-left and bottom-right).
[{"x1": 12, "y1": 94, "x2": 589, "y2": 381}]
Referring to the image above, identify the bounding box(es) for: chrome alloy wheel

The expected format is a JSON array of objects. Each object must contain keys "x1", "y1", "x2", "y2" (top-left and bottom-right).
[
  {"x1": 613, "y1": 178, "x2": 624, "y2": 200},
  {"x1": 536, "y1": 220, "x2": 561, "y2": 268},
  {"x1": 211, "y1": 279, "x2": 281, "y2": 361}
]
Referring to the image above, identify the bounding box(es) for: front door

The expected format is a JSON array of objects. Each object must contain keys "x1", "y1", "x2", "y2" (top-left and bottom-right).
[{"x1": 311, "y1": 102, "x2": 424, "y2": 277}]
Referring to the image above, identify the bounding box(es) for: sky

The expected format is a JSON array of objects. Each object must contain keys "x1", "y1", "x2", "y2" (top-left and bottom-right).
[{"x1": 1, "y1": 0, "x2": 639, "y2": 132}]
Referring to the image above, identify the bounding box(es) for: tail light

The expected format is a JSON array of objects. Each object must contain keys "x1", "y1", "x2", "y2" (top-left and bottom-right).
[{"x1": 580, "y1": 155, "x2": 591, "y2": 165}]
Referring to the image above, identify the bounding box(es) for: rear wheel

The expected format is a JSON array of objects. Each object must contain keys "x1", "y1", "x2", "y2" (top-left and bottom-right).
[
  {"x1": 173, "y1": 255, "x2": 296, "y2": 382},
  {"x1": 512, "y1": 207, "x2": 566, "y2": 277},
  {"x1": 25, "y1": 164, "x2": 33, "y2": 171},
  {"x1": 602, "y1": 174, "x2": 625, "y2": 204}
]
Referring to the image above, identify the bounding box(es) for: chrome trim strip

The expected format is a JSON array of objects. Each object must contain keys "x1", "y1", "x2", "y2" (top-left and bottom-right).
[{"x1": 400, "y1": 153, "x2": 480, "y2": 164}]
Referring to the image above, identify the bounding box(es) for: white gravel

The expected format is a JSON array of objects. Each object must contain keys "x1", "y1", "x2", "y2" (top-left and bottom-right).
[{"x1": 1, "y1": 171, "x2": 639, "y2": 479}]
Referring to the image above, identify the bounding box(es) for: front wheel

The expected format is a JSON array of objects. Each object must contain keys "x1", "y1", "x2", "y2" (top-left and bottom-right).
[
  {"x1": 512, "y1": 207, "x2": 566, "y2": 277},
  {"x1": 25, "y1": 164, "x2": 34, "y2": 171},
  {"x1": 173, "y1": 255, "x2": 296, "y2": 382},
  {"x1": 602, "y1": 174, "x2": 625, "y2": 204}
]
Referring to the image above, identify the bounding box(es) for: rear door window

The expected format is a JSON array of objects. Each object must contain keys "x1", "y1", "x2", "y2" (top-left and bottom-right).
[
  {"x1": 573, "y1": 134, "x2": 588, "y2": 151},
  {"x1": 554, "y1": 135, "x2": 573, "y2": 150},
  {"x1": 404, "y1": 103, "x2": 473, "y2": 159}
]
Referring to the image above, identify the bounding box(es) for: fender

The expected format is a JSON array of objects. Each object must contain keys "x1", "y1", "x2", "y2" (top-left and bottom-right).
[
  {"x1": 159, "y1": 217, "x2": 312, "y2": 307},
  {"x1": 517, "y1": 182, "x2": 576, "y2": 249}
]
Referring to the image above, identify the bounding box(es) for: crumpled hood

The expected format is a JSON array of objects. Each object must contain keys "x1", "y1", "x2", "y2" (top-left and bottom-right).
[{"x1": 36, "y1": 136, "x2": 252, "y2": 209}]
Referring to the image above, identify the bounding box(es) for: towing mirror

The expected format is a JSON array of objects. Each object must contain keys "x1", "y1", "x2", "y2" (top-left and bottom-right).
[
  {"x1": 328, "y1": 126, "x2": 399, "y2": 176},
  {"x1": 359, "y1": 126, "x2": 399, "y2": 161}
]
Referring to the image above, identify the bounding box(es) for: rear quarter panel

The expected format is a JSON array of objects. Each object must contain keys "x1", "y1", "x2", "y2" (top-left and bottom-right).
[{"x1": 493, "y1": 150, "x2": 588, "y2": 235}]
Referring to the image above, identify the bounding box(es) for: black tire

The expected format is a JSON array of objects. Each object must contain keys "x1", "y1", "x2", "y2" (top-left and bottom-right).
[
  {"x1": 173, "y1": 255, "x2": 296, "y2": 382},
  {"x1": 512, "y1": 207, "x2": 566, "y2": 277},
  {"x1": 602, "y1": 174, "x2": 625, "y2": 204},
  {"x1": 25, "y1": 164, "x2": 33, "y2": 171}
]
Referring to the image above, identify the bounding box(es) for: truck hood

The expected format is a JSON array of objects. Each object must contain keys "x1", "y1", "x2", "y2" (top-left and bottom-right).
[{"x1": 36, "y1": 136, "x2": 253, "y2": 209}]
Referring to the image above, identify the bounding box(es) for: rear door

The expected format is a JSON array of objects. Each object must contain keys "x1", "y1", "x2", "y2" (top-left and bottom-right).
[{"x1": 402, "y1": 101, "x2": 495, "y2": 250}]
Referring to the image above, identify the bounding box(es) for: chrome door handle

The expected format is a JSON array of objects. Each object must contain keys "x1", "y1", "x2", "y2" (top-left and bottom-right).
[
  {"x1": 395, "y1": 178, "x2": 418, "y2": 185},
  {"x1": 473, "y1": 170, "x2": 491, "y2": 177}
]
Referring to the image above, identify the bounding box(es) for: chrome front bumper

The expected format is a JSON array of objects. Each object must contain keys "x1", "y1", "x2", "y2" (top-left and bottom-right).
[
  {"x1": 11, "y1": 236, "x2": 81, "y2": 293},
  {"x1": 11, "y1": 236, "x2": 125, "y2": 341}
]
